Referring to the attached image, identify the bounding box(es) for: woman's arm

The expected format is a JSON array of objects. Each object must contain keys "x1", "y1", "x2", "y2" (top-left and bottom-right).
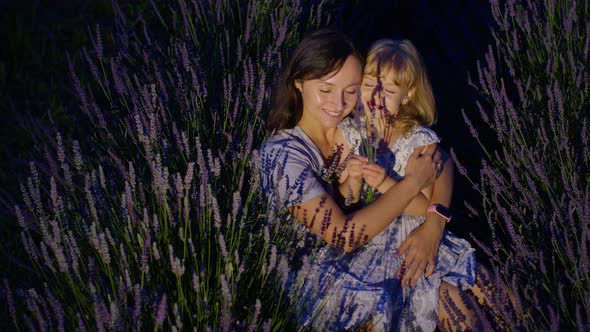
[
  {"x1": 289, "y1": 145, "x2": 440, "y2": 253},
  {"x1": 338, "y1": 179, "x2": 362, "y2": 205}
]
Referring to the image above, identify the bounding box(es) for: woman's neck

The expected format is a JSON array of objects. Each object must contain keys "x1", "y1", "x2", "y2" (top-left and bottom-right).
[{"x1": 298, "y1": 121, "x2": 338, "y2": 158}]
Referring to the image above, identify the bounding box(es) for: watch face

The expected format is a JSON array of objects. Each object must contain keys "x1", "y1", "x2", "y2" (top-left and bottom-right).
[{"x1": 435, "y1": 204, "x2": 452, "y2": 218}]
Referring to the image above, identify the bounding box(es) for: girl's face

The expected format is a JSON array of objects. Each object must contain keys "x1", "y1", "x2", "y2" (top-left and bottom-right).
[
  {"x1": 361, "y1": 72, "x2": 412, "y2": 121},
  {"x1": 296, "y1": 56, "x2": 362, "y2": 129}
]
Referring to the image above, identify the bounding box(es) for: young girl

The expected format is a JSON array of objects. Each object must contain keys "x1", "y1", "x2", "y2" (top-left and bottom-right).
[{"x1": 337, "y1": 39, "x2": 477, "y2": 330}]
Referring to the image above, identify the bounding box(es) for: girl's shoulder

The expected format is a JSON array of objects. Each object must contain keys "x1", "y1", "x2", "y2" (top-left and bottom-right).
[
  {"x1": 337, "y1": 116, "x2": 362, "y2": 152},
  {"x1": 400, "y1": 125, "x2": 440, "y2": 148}
]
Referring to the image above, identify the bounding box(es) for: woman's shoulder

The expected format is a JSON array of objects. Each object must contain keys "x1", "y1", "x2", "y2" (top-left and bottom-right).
[
  {"x1": 260, "y1": 128, "x2": 320, "y2": 166},
  {"x1": 262, "y1": 128, "x2": 311, "y2": 153}
]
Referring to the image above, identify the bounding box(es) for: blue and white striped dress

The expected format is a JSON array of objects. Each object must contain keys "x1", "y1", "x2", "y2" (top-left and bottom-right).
[{"x1": 259, "y1": 118, "x2": 476, "y2": 331}]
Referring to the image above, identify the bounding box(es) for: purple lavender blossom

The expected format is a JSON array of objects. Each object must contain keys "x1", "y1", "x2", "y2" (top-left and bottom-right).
[
  {"x1": 155, "y1": 293, "x2": 167, "y2": 328},
  {"x1": 247, "y1": 299, "x2": 261, "y2": 332},
  {"x1": 220, "y1": 274, "x2": 232, "y2": 332},
  {"x1": 3, "y1": 279, "x2": 17, "y2": 327},
  {"x1": 94, "y1": 24, "x2": 103, "y2": 60}
]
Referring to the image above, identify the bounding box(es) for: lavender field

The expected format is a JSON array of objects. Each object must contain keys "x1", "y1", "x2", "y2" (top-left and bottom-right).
[{"x1": 0, "y1": 0, "x2": 588, "y2": 330}]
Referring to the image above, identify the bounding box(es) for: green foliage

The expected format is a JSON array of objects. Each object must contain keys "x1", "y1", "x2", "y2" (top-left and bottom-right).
[{"x1": 460, "y1": 0, "x2": 590, "y2": 329}]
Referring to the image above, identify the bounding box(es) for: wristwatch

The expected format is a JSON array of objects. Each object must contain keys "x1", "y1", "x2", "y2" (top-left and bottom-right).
[{"x1": 427, "y1": 204, "x2": 452, "y2": 223}]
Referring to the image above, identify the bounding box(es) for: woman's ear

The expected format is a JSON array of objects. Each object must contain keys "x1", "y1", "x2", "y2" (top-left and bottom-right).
[{"x1": 294, "y1": 80, "x2": 302, "y2": 92}]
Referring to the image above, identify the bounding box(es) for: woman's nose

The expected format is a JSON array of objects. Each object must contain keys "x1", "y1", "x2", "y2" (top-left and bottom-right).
[{"x1": 333, "y1": 93, "x2": 347, "y2": 111}]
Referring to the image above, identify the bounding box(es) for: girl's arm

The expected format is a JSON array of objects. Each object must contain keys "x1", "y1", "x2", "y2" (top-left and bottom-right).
[
  {"x1": 290, "y1": 145, "x2": 440, "y2": 253},
  {"x1": 398, "y1": 150, "x2": 454, "y2": 287},
  {"x1": 376, "y1": 177, "x2": 430, "y2": 216}
]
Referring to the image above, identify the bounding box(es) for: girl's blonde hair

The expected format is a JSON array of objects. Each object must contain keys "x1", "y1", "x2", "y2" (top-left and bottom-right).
[{"x1": 364, "y1": 39, "x2": 436, "y2": 135}]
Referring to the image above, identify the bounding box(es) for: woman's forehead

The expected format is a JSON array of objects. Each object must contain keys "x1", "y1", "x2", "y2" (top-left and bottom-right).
[{"x1": 315, "y1": 56, "x2": 362, "y2": 84}]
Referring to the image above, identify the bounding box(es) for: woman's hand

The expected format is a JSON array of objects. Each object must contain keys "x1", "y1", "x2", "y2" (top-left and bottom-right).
[
  {"x1": 404, "y1": 144, "x2": 440, "y2": 190},
  {"x1": 397, "y1": 218, "x2": 445, "y2": 287}
]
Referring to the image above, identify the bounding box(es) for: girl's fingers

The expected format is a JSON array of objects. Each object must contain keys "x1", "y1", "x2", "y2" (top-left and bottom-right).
[
  {"x1": 348, "y1": 159, "x2": 366, "y2": 167},
  {"x1": 424, "y1": 259, "x2": 436, "y2": 278},
  {"x1": 361, "y1": 164, "x2": 384, "y2": 172},
  {"x1": 409, "y1": 261, "x2": 428, "y2": 287},
  {"x1": 350, "y1": 155, "x2": 369, "y2": 163},
  {"x1": 362, "y1": 169, "x2": 385, "y2": 181}
]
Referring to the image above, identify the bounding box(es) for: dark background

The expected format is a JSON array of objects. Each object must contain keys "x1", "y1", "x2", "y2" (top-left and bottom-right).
[{"x1": 0, "y1": 0, "x2": 495, "y2": 269}]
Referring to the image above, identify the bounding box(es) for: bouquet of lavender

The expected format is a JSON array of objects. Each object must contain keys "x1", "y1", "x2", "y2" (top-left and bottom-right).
[{"x1": 350, "y1": 100, "x2": 391, "y2": 204}]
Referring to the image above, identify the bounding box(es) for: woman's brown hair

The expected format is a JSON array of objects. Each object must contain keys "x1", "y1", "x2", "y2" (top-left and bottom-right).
[{"x1": 266, "y1": 29, "x2": 361, "y2": 132}]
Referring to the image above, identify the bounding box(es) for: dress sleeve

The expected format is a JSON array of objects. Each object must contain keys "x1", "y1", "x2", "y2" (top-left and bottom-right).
[
  {"x1": 259, "y1": 139, "x2": 325, "y2": 210},
  {"x1": 406, "y1": 127, "x2": 440, "y2": 150},
  {"x1": 338, "y1": 116, "x2": 362, "y2": 154}
]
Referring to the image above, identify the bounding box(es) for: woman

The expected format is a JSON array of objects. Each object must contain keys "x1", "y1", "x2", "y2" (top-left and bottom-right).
[{"x1": 259, "y1": 30, "x2": 465, "y2": 331}]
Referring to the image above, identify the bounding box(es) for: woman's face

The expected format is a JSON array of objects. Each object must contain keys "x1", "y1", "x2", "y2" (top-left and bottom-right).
[
  {"x1": 361, "y1": 72, "x2": 412, "y2": 121},
  {"x1": 296, "y1": 56, "x2": 362, "y2": 129}
]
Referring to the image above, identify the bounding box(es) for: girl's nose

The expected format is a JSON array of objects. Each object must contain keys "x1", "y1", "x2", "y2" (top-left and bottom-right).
[{"x1": 369, "y1": 94, "x2": 384, "y2": 110}]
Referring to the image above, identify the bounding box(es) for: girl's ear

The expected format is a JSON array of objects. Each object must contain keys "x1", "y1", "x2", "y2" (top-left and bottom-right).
[{"x1": 403, "y1": 87, "x2": 415, "y2": 104}]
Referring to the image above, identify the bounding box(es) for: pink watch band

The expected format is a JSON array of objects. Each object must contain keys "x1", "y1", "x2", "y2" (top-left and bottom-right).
[{"x1": 427, "y1": 204, "x2": 452, "y2": 223}]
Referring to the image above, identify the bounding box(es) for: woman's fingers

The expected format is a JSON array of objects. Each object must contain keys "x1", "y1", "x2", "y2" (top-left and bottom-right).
[
  {"x1": 419, "y1": 143, "x2": 437, "y2": 157},
  {"x1": 405, "y1": 144, "x2": 441, "y2": 189}
]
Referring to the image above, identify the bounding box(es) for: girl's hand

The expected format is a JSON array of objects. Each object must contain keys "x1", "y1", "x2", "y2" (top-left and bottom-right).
[
  {"x1": 342, "y1": 155, "x2": 367, "y2": 184},
  {"x1": 361, "y1": 163, "x2": 387, "y2": 189},
  {"x1": 396, "y1": 219, "x2": 445, "y2": 287}
]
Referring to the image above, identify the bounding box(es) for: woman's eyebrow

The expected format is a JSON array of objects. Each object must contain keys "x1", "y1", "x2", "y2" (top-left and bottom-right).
[{"x1": 318, "y1": 81, "x2": 360, "y2": 87}]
